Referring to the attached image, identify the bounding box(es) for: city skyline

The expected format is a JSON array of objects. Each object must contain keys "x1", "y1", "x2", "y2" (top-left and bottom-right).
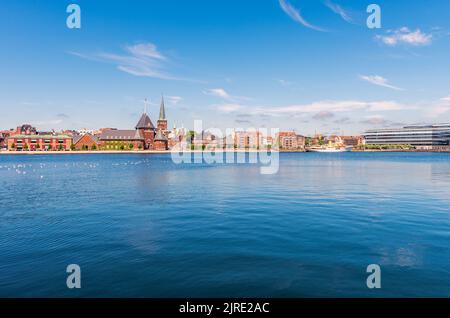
[{"x1": 1, "y1": 0, "x2": 450, "y2": 135}]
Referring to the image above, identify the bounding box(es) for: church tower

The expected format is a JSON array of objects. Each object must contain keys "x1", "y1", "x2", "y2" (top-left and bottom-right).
[
  {"x1": 135, "y1": 99, "x2": 156, "y2": 149},
  {"x1": 157, "y1": 95, "x2": 168, "y2": 131}
]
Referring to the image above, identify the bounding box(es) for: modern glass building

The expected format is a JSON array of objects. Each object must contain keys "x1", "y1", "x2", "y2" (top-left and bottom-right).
[{"x1": 364, "y1": 124, "x2": 450, "y2": 146}]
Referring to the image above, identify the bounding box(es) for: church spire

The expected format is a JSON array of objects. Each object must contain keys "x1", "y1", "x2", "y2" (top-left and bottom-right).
[{"x1": 159, "y1": 95, "x2": 166, "y2": 120}]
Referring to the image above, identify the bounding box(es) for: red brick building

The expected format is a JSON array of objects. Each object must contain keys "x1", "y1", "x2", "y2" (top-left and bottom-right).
[
  {"x1": 135, "y1": 111, "x2": 155, "y2": 149},
  {"x1": 98, "y1": 129, "x2": 146, "y2": 150},
  {"x1": 277, "y1": 131, "x2": 306, "y2": 150},
  {"x1": 234, "y1": 131, "x2": 260, "y2": 149},
  {"x1": 73, "y1": 134, "x2": 100, "y2": 150},
  {"x1": 11, "y1": 124, "x2": 37, "y2": 136},
  {"x1": 154, "y1": 130, "x2": 168, "y2": 150},
  {"x1": 0, "y1": 130, "x2": 11, "y2": 149},
  {"x1": 7, "y1": 134, "x2": 72, "y2": 151},
  {"x1": 98, "y1": 103, "x2": 166, "y2": 150}
]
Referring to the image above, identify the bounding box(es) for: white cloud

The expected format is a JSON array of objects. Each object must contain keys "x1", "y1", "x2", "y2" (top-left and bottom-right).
[
  {"x1": 279, "y1": 0, "x2": 326, "y2": 31},
  {"x1": 209, "y1": 100, "x2": 408, "y2": 120},
  {"x1": 32, "y1": 119, "x2": 64, "y2": 126},
  {"x1": 313, "y1": 111, "x2": 335, "y2": 120},
  {"x1": 204, "y1": 88, "x2": 232, "y2": 99},
  {"x1": 126, "y1": 43, "x2": 166, "y2": 60},
  {"x1": 427, "y1": 96, "x2": 450, "y2": 117},
  {"x1": 215, "y1": 103, "x2": 242, "y2": 113},
  {"x1": 359, "y1": 75, "x2": 404, "y2": 91},
  {"x1": 70, "y1": 42, "x2": 182, "y2": 80},
  {"x1": 375, "y1": 27, "x2": 432, "y2": 46},
  {"x1": 275, "y1": 79, "x2": 294, "y2": 86},
  {"x1": 256, "y1": 100, "x2": 407, "y2": 116},
  {"x1": 360, "y1": 115, "x2": 389, "y2": 125},
  {"x1": 166, "y1": 96, "x2": 183, "y2": 105},
  {"x1": 325, "y1": 0, "x2": 353, "y2": 23},
  {"x1": 203, "y1": 88, "x2": 251, "y2": 103}
]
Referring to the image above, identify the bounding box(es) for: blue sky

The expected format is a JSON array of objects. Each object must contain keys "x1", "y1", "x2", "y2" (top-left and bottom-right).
[{"x1": 0, "y1": 0, "x2": 449, "y2": 135}]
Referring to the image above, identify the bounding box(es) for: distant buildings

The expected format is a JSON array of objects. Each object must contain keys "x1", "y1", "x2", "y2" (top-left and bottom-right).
[
  {"x1": 76, "y1": 128, "x2": 95, "y2": 136},
  {"x1": 277, "y1": 131, "x2": 305, "y2": 151},
  {"x1": 327, "y1": 135, "x2": 364, "y2": 147},
  {"x1": 98, "y1": 96, "x2": 169, "y2": 151},
  {"x1": 168, "y1": 124, "x2": 188, "y2": 149},
  {"x1": 364, "y1": 124, "x2": 450, "y2": 150},
  {"x1": 13, "y1": 124, "x2": 37, "y2": 136},
  {"x1": 233, "y1": 131, "x2": 261, "y2": 149},
  {"x1": 0, "y1": 132, "x2": 7, "y2": 149},
  {"x1": 0, "y1": 96, "x2": 175, "y2": 152},
  {"x1": 4, "y1": 99, "x2": 449, "y2": 154},
  {"x1": 228, "y1": 130, "x2": 306, "y2": 151}
]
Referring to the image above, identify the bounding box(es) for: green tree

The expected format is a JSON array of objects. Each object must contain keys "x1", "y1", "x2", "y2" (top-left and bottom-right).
[
  {"x1": 318, "y1": 136, "x2": 325, "y2": 146},
  {"x1": 70, "y1": 144, "x2": 76, "y2": 151},
  {"x1": 305, "y1": 137, "x2": 312, "y2": 146},
  {"x1": 91, "y1": 144, "x2": 97, "y2": 151},
  {"x1": 129, "y1": 143, "x2": 134, "y2": 150}
]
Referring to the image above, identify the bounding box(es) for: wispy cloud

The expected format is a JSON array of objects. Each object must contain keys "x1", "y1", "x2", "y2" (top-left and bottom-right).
[
  {"x1": 324, "y1": 0, "x2": 353, "y2": 23},
  {"x1": 257, "y1": 100, "x2": 408, "y2": 116},
  {"x1": 313, "y1": 111, "x2": 335, "y2": 120},
  {"x1": 359, "y1": 75, "x2": 404, "y2": 91},
  {"x1": 204, "y1": 88, "x2": 232, "y2": 99},
  {"x1": 203, "y1": 88, "x2": 250, "y2": 103},
  {"x1": 215, "y1": 103, "x2": 242, "y2": 113},
  {"x1": 32, "y1": 119, "x2": 64, "y2": 126},
  {"x1": 275, "y1": 79, "x2": 294, "y2": 86},
  {"x1": 166, "y1": 95, "x2": 183, "y2": 105},
  {"x1": 334, "y1": 117, "x2": 351, "y2": 124},
  {"x1": 70, "y1": 42, "x2": 187, "y2": 80},
  {"x1": 278, "y1": 0, "x2": 326, "y2": 32},
  {"x1": 213, "y1": 99, "x2": 409, "y2": 119},
  {"x1": 235, "y1": 118, "x2": 251, "y2": 124},
  {"x1": 375, "y1": 27, "x2": 432, "y2": 46},
  {"x1": 427, "y1": 96, "x2": 450, "y2": 117},
  {"x1": 360, "y1": 115, "x2": 390, "y2": 126}
]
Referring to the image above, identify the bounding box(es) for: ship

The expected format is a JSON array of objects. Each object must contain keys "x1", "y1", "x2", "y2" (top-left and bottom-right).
[{"x1": 306, "y1": 136, "x2": 353, "y2": 153}]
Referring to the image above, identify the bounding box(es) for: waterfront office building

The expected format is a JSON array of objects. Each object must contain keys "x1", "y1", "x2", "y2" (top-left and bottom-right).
[{"x1": 364, "y1": 124, "x2": 450, "y2": 149}]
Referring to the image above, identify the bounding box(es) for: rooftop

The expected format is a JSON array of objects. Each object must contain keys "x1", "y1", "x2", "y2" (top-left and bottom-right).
[
  {"x1": 99, "y1": 130, "x2": 143, "y2": 140},
  {"x1": 135, "y1": 112, "x2": 155, "y2": 130},
  {"x1": 8, "y1": 134, "x2": 72, "y2": 139}
]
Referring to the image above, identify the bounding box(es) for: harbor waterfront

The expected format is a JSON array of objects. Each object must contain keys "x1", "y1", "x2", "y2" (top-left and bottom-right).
[{"x1": 1, "y1": 152, "x2": 450, "y2": 297}]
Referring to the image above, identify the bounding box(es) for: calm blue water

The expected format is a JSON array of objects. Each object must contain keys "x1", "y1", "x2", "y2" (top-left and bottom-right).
[{"x1": 0, "y1": 152, "x2": 450, "y2": 297}]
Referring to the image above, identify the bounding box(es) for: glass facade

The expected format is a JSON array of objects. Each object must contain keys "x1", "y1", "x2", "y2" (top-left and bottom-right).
[{"x1": 364, "y1": 124, "x2": 450, "y2": 146}]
